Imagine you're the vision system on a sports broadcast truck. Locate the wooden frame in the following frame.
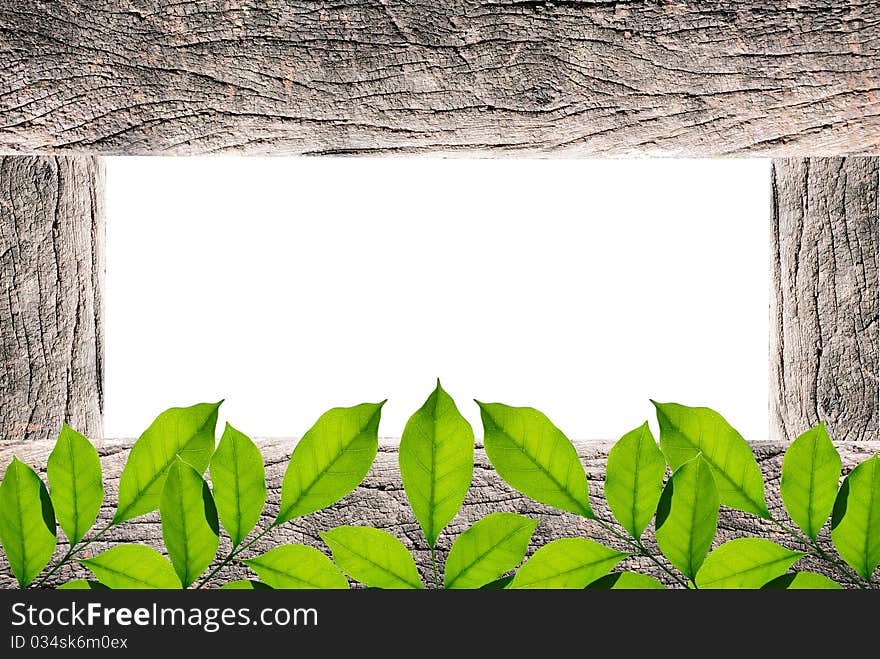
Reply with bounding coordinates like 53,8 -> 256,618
0,1 -> 877,587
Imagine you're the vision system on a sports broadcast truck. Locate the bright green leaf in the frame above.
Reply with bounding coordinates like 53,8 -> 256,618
478,402 -> 591,518
114,402 -> 221,524
242,545 -> 349,589
654,401 -> 769,518
56,579 -> 108,590
47,424 -> 104,545
696,538 -> 805,589
586,572 -> 667,589
210,423 -> 266,546
655,455 -> 719,582
444,512 -> 537,589
780,424 -> 841,540
160,458 -> 220,587
0,457 -> 57,587
400,381 -> 474,547
831,455 -> 880,581
510,538 -> 628,589
219,579 -> 272,590
604,422 -> 666,539
80,545 -> 181,589
320,526 -> 422,589
276,402 -> 383,524
762,572 -> 842,589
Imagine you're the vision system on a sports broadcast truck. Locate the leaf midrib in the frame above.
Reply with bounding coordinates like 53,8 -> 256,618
806,433 -> 819,537
629,427 -> 649,537
279,412 -> 377,520
63,435 -> 82,541
83,559 -> 171,589
447,524 -> 528,588
117,420 -> 211,521
13,464 -> 29,584
699,552 -> 802,588
494,422 -> 588,516
248,560 -> 337,589
171,464 -> 192,585
517,553 -> 624,588
672,418 -> 765,515
328,535 -> 419,588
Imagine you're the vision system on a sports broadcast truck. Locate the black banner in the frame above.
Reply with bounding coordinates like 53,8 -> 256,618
0,590 -> 873,654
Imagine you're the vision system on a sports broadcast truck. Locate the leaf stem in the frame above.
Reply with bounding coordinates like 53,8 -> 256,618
590,516 -> 689,589
430,546 -> 440,589
196,525 -> 275,589
31,519 -> 114,589
769,516 -> 868,589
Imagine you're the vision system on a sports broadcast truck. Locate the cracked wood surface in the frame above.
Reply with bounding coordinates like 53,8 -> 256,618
771,157 -> 879,442
0,156 -> 104,443
1,1 -> 878,156
2,438 -> 877,589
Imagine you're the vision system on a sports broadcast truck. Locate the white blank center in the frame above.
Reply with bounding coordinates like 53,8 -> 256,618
105,158 -> 769,441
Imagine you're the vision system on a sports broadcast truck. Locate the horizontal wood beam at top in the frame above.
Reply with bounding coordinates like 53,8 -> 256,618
0,1 -> 877,157
1,438 -> 877,588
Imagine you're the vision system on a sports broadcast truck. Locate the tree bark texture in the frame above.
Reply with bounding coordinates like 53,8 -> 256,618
0,1 -> 877,157
2,439 -> 877,589
771,157 -> 879,442
0,156 -> 104,444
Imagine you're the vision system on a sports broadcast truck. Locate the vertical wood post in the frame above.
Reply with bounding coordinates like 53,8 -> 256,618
771,157 -> 879,442
0,156 -> 104,442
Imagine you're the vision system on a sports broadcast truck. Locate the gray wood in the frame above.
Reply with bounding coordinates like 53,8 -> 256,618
2,439 -> 876,589
0,156 -> 104,443
1,1 -> 877,157
771,157 -> 879,442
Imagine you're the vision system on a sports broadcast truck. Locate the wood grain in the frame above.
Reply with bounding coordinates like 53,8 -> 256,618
771,157 -> 879,442
0,1 -> 877,156
0,156 -> 104,443
2,439 -> 876,589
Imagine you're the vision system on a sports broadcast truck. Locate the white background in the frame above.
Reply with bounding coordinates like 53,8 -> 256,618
105,158 -> 770,441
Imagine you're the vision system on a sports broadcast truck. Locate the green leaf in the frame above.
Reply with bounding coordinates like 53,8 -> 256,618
780,424 -> 841,540
47,424 -> 104,545
696,538 -> 806,589
220,579 -> 272,590
80,545 -> 181,589
478,402 -> 591,518
276,402 -> 383,524
210,423 -> 266,546
654,401 -> 769,518
604,422 -> 666,539
114,402 -> 221,524
242,545 -> 349,589
400,381 -> 474,547
160,458 -> 220,587
762,572 -> 842,590
655,455 -> 719,582
444,512 -> 537,589
320,526 -> 422,589
510,538 -> 628,589
586,572 -> 667,589
56,579 -> 108,590
831,455 -> 880,581
0,457 -> 57,587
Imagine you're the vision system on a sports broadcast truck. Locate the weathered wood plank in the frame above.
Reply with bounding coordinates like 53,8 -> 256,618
0,156 -> 104,443
2,439 -> 876,589
770,157 -> 879,442
1,1 -> 877,156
